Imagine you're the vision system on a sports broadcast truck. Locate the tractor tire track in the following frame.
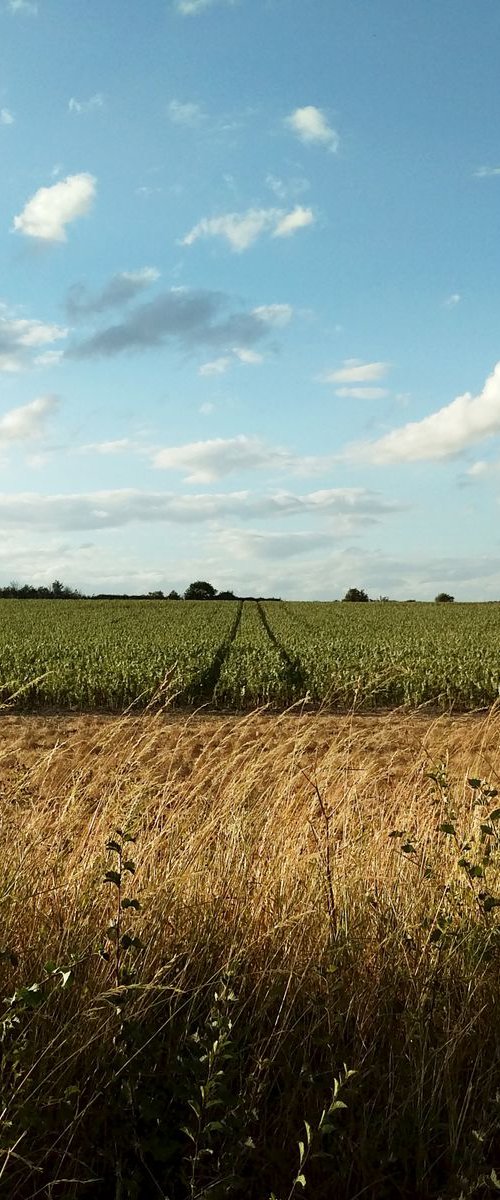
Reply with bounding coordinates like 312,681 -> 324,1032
195,601 -> 243,701
256,601 -> 308,696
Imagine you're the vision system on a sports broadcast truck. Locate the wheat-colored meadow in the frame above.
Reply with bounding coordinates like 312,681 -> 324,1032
1,706 -> 500,1198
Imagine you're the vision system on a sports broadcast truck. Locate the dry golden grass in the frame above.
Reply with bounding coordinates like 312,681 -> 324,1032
1,706 -> 500,1198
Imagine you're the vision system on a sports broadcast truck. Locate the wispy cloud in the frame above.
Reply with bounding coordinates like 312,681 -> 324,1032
152,434 -> 337,482
285,105 -> 339,152
0,485 -> 400,531
198,356 -> 231,377
320,359 -> 391,385
182,205 -> 315,252
0,308 -> 67,372
444,293 -> 461,308
13,173 -> 96,242
67,288 -> 276,359
0,108 -> 14,125
68,93 -> 104,115
352,362 -> 500,464
167,99 -> 205,126
252,303 -> 293,327
66,268 -> 160,319
474,165 -> 500,178
335,386 -> 389,400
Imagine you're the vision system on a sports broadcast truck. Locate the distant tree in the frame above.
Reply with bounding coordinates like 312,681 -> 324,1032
184,580 -> 217,601
435,592 -> 454,603
343,587 -> 369,602
217,590 -> 237,601
147,590 -> 164,599
166,589 -> 181,600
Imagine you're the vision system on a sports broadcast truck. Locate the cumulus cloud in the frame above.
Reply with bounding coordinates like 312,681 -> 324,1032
198,347 -> 263,376
355,362 -> 500,464
320,359 -> 391,384
1,108 -> 14,125
0,485 -> 401,531
13,173 -> 96,242
182,205 -> 314,251
285,105 -> 339,152
167,99 -> 205,125
68,94 -> 104,115
0,309 -> 67,372
66,267 -> 160,319
0,395 -> 58,446
67,288 -> 277,359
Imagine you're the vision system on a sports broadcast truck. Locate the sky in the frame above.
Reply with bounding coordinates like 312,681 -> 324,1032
1,0 -> 500,599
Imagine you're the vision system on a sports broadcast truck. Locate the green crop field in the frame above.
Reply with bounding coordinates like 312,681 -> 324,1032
1,597 -> 500,710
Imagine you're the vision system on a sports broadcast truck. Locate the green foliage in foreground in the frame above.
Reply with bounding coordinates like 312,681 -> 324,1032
1,597 -> 500,710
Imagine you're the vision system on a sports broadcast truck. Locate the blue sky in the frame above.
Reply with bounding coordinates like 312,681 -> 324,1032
1,0 -> 500,598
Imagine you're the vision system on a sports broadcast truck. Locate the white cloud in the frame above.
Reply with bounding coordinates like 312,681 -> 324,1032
0,311 -> 67,372
199,401 -> 215,415
13,173 -> 96,243
285,105 -> 339,152
1,108 -> 14,125
272,206 -> 314,238
167,99 -> 205,125
444,293 -> 461,308
252,303 -> 293,328
233,347 -> 263,364
152,435 -> 293,481
355,362 -> 500,464
0,395 -> 58,446
78,438 -> 133,456
335,386 -> 389,400
68,94 -> 104,115
465,460 -> 490,478
198,356 -> 231,377
474,166 -> 500,178
0,485 -> 400,531
320,359 -> 391,384
34,350 -> 64,367
151,434 -> 339,482
182,205 -> 314,252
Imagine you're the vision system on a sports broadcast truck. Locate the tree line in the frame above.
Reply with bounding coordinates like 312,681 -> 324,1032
0,580 -> 456,603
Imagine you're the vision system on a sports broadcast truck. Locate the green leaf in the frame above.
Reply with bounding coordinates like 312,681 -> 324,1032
123,860 -> 136,874
483,895 -> 500,913
401,843 -> 416,854
489,808 -> 500,822
106,840 -> 122,854
295,1175 -> 306,1188
468,778 -> 482,790
103,870 -> 121,887
121,898 -> 140,910
438,823 -> 456,835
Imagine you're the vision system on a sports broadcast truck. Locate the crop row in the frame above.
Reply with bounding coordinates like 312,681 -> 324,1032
1,597 -> 500,710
